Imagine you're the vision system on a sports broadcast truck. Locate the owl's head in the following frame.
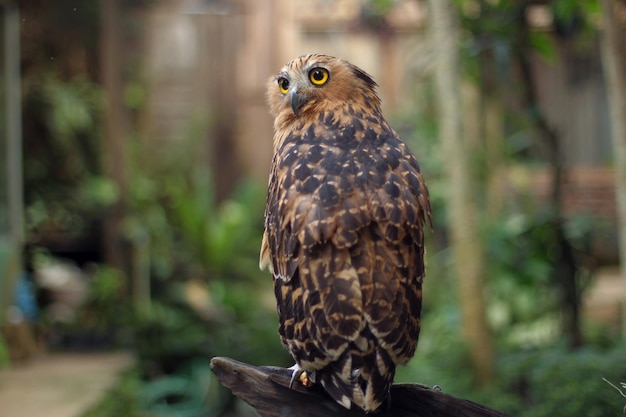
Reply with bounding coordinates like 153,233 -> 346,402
267,54 -> 380,124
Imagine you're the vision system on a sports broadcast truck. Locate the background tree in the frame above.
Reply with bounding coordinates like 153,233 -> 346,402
599,0 -> 626,338
101,0 -> 131,284
427,0 -> 494,386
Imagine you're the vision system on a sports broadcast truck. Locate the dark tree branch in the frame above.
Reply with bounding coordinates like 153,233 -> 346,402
210,357 -> 512,417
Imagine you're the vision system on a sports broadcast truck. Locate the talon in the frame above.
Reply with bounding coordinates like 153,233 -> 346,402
299,371 -> 314,387
288,364 -> 302,388
288,364 -> 314,388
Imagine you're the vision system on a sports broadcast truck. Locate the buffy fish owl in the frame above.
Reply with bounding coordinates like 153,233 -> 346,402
260,54 -> 431,412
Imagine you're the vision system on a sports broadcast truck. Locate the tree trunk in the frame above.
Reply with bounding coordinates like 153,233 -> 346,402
427,0 -> 494,385
101,0 -> 131,285
599,0 -> 626,338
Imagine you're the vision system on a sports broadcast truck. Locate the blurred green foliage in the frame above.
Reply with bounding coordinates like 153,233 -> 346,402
81,265 -> 130,341
81,370 -> 143,417
491,344 -> 626,417
82,365 -> 238,417
485,209 -> 606,348
0,333 -> 9,369
399,329 -> 626,416
138,358 -> 226,417
122,139 -> 287,415
23,72 -> 110,241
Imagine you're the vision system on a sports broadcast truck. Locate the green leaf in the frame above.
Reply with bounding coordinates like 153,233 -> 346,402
528,31 -> 556,63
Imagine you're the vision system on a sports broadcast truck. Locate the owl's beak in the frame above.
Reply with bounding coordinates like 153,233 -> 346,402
289,88 -> 307,116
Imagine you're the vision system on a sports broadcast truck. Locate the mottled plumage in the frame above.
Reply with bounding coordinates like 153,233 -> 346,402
260,54 -> 431,412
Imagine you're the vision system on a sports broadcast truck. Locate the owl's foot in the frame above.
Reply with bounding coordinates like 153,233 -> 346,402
288,364 -> 314,388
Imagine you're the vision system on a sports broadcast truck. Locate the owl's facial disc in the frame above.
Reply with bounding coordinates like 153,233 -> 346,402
278,64 -> 331,116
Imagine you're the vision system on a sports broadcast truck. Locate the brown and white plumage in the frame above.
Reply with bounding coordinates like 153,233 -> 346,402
260,54 -> 431,412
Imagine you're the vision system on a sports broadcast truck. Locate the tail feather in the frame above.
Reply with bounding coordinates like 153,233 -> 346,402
317,347 -> 395,412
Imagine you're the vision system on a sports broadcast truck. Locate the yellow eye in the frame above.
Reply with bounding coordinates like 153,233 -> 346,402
278,77 -> 290,94
309,68 -> 329,86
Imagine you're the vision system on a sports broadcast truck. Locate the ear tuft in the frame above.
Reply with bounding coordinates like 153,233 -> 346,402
348,63 -> 378,90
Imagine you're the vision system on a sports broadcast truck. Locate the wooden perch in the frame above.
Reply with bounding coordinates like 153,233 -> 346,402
210,357 -> 512,417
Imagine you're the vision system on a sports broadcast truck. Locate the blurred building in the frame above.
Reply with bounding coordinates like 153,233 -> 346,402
140,0 -> 428,182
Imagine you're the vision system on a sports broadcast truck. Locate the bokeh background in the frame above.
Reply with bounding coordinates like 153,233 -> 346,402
1,0 -> 626,416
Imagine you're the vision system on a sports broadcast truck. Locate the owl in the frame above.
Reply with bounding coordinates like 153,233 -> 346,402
260,54 -> 431,412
